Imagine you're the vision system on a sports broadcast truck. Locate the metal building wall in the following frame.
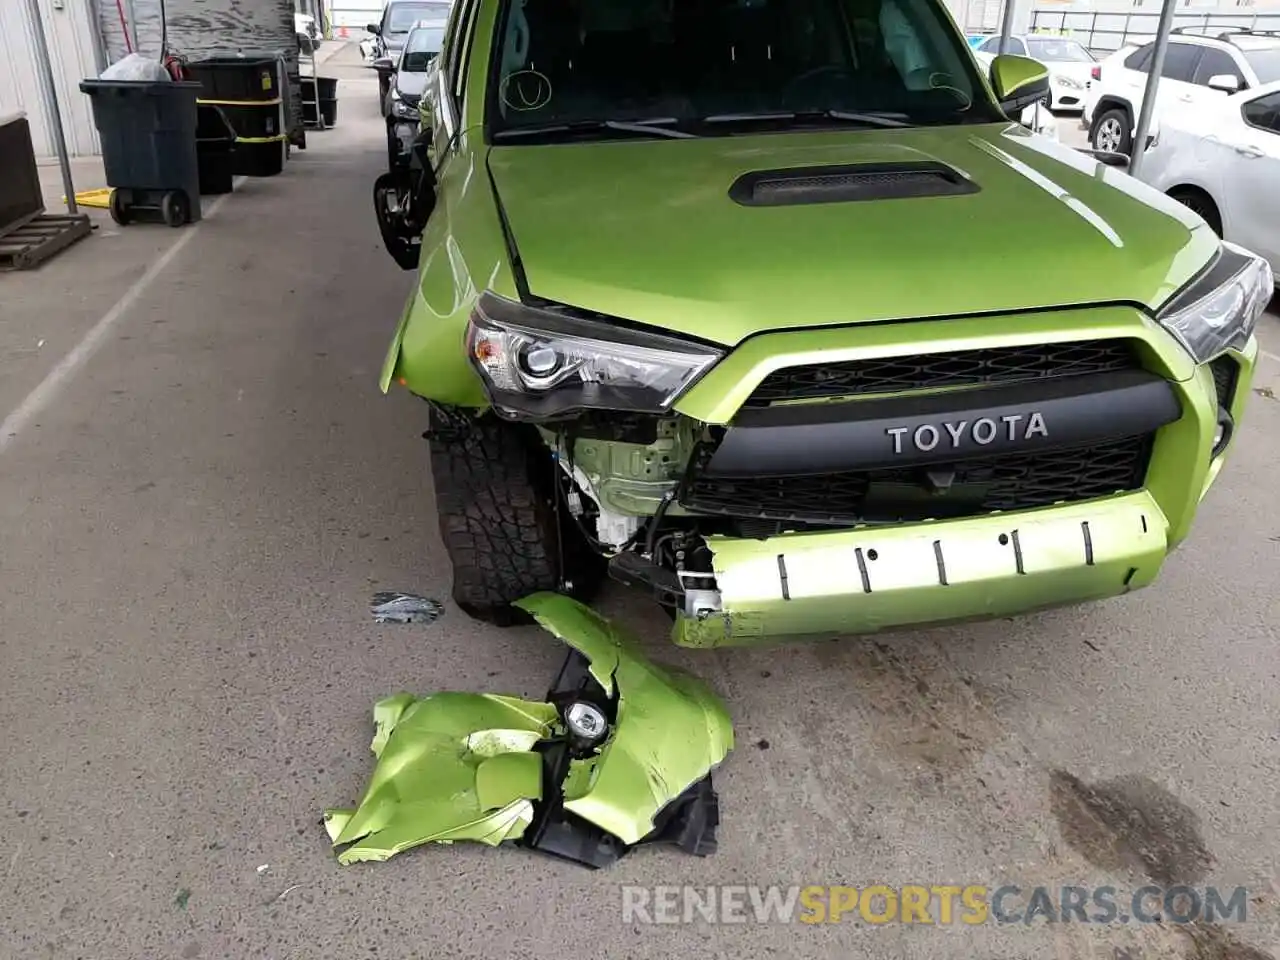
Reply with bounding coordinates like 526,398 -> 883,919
0,0 -> 105,159
96,0 -> 303,135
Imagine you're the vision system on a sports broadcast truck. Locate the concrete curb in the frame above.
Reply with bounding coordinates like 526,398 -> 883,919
314,40 -> 349,66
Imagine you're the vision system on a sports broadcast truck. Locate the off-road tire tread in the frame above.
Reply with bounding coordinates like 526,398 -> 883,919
431,417 -> 594,625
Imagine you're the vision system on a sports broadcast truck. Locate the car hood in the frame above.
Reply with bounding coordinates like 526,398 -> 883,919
486,123 -> 1216,347
1046,60 -> 1096,84
395,69 -> 430,99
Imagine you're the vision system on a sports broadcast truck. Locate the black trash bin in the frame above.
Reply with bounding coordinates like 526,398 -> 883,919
187,56 -> 287,177
80,79 -> 203,227
185,56 -> 280,102
195,104 -> 236,195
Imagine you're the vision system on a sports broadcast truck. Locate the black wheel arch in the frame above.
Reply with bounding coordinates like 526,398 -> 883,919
1091,97 -> 1134,130
1166,184 -> 1224,236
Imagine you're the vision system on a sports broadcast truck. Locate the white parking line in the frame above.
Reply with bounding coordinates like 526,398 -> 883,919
1263,350 -> 1280,365
0,179 -> 247,456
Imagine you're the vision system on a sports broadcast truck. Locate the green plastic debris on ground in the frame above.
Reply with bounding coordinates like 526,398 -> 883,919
325,593 -> 734,868
323,693 -> 556,863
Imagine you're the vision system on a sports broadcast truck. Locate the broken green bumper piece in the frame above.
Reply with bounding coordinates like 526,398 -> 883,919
325,593 -> 734,869
323,692 -> 556,863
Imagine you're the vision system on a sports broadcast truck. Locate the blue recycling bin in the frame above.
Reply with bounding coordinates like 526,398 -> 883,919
80,79 -> 203,227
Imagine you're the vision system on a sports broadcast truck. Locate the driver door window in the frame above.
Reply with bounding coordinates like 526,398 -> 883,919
1192,48 -> 1244,91
434,0 -> 476,143
1242,91 -> 1280,132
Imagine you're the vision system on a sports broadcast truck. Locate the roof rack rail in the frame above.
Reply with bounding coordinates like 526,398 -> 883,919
1214,27 -> 1280,40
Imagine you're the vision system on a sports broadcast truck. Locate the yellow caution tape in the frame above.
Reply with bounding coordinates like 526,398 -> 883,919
235,135 -> 289,143
197,97 -> 283,106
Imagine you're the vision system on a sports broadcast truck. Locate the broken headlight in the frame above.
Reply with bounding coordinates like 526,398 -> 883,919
466,292 -> 722,419
1157,242 -> 1272,364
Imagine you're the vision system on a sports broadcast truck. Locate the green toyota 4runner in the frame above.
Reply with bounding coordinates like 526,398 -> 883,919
374,0 -> 1272,647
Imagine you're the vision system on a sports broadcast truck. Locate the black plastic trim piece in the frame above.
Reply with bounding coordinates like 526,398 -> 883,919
1154,244 -> 1246,320
519,650 -> 721,869
704,370 -> 1181,478
855,548 -> 872,594
728,161 -> 979,207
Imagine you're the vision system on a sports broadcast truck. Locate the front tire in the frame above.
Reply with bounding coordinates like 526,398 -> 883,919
1090,107 -> 1132,156
430,415 -> 602,625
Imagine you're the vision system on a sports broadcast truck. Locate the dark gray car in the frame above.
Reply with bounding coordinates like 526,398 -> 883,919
369,0 -> 453,112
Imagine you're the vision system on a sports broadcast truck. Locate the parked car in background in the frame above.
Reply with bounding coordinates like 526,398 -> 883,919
1086,29 -> 1280,156
385,19 -> 447,169
972,34 -> 1096,112
1136,78 -> 1280,280
368,0 -> 453,105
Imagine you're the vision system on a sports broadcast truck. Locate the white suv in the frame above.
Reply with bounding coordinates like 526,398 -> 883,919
1084,29 -> 1280,155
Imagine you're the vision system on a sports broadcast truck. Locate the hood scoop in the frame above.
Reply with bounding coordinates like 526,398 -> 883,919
728,161 -> 979,207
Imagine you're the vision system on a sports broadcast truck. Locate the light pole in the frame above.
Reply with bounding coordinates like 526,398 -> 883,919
997,0 -> 1018,54
23,0 -> 78,215
1128,0 -> 1179,178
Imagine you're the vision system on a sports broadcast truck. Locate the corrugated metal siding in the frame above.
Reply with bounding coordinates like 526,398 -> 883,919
0,0 -> 104,158
96,0 -> 302,133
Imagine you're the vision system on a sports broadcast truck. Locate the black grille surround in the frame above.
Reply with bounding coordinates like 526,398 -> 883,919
681,435 -> 1154,526
747,339 -> 1139,406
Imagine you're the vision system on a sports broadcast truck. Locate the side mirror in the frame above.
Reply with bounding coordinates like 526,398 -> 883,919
1208,74 -> 1240,93
367,23 -> 381,35
990,54 -> 1051,116
373,137 -> 438,271
373,56 -> 396,76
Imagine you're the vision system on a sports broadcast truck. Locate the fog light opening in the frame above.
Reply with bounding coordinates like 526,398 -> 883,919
564,701 -> 609,748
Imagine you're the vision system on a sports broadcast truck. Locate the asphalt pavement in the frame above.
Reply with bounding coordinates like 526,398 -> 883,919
2,47 -> 1279,959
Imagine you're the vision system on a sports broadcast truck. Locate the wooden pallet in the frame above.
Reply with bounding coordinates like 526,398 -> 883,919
0,214 -> 92,271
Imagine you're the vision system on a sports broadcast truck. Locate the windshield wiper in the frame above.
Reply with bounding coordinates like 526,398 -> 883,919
701,109 -> 911,129
492,118 -> 698,141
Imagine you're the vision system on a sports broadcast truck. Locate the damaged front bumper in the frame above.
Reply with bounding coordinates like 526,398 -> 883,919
672,491 -> 1168,647
325,593 -> 733,868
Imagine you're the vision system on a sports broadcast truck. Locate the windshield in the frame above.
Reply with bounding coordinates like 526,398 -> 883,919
388,2 -> 451,33
1025,38 -> 1094,62
1242,48 -> 1280,83
487,0 -> 998,138
404,24 -> 447,67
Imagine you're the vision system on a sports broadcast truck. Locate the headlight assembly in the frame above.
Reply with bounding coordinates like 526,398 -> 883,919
1157,242 -> 1272,364
1054,75 -> 1084,90
466,292 -> 723,419
389,90 -> 418,119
